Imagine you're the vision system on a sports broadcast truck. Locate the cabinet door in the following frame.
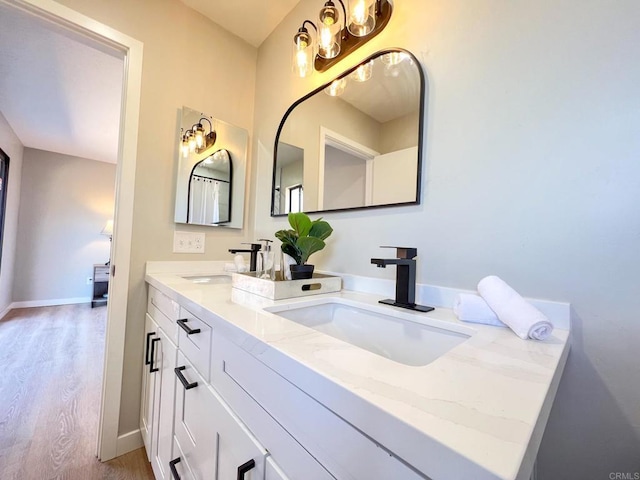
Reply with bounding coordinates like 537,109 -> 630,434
265,457 -> 290,480
151,327 -> 178,480
173,352 -> 217,479
216,395 -> 266,480
140,314 -> 157,460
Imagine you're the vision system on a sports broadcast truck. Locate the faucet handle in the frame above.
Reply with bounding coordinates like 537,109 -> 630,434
380,246 -> 417,259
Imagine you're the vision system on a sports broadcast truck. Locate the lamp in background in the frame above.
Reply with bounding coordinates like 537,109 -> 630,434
181,116 -> 217,158
101,219 -> 113,266
292,0 -> 392,76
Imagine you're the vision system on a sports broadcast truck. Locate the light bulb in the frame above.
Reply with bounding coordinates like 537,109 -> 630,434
188,133 -> 196,152
350,60 -> 373,82
347,0 -> 375,36
181,141 -> 189,158
195,128 -> 204,148
324,78 -> 347,96
381,52 -> 409,66
318,2 -> 341,59
292,28 -> 314,77
352,1 -> 365,24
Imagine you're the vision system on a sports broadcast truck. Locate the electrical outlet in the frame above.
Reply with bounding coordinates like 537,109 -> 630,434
192,232 -> 205,253
173,231 -> 205,253
86,277 -> 93,285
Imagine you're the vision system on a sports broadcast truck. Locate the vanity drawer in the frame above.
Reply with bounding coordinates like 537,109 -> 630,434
211,336 -> 335,480
94,266 -> 110,282
148,287 -> 180,343
171,436 -> 195,480
212,335 -> 424,480
177,307 -> 212,382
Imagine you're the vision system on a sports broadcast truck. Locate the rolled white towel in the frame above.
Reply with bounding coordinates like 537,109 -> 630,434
453,293 -> 506,327
477,276 -> 554,340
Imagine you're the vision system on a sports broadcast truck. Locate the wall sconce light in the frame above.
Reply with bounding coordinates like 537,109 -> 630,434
292,0 -> 393,77
349,59 -> 374,82
181,116 -> 217,158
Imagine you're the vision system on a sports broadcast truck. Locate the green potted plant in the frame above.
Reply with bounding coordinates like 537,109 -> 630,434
275,212 -> 333,280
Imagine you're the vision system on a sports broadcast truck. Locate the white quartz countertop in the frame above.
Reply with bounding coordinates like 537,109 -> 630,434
145,263 -> 570,480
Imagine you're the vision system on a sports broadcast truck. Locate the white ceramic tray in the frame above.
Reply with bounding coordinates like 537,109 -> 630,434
232,272 -> 341,300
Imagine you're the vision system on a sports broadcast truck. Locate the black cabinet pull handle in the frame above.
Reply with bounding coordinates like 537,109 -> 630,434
144,332 -> 156,365
149,337 -> 161,373
169,457 -> 181,480
174,366 -> 198,390
237,459 -> 256,480
177,318 -> 201,335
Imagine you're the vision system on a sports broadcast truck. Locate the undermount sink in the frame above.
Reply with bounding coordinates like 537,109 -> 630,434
265,298 -> 471,366
180,274 -> 231,285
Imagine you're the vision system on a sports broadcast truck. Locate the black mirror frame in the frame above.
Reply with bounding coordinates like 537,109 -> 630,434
271,47 -> 426,217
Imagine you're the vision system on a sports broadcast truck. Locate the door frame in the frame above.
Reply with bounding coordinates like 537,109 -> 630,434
318,126 -> 379,210
2,0 -> 143,461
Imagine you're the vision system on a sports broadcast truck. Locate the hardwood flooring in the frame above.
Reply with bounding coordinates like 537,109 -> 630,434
0,304 -> 154,480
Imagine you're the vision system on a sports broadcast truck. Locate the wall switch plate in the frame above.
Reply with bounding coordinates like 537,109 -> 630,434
173,231 -> 206,254
86,277 -> 93,285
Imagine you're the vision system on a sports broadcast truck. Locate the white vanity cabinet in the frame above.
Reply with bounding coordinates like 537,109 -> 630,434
142,288 -> 179,480
143,284 -> 424,480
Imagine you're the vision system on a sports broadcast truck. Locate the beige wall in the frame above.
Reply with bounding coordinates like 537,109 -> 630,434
251,1 -> 640,478
53,0 -> 257,435
379,111 -> 419,154
13,149 -> 114,302
0,111 -> 23,316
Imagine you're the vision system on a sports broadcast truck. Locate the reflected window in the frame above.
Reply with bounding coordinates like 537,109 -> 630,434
287,184 -> 303,213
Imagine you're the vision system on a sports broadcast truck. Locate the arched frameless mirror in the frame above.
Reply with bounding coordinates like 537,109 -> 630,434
187,149 -> 232,224
175,106 -> 248,228
271,48 -> 425,216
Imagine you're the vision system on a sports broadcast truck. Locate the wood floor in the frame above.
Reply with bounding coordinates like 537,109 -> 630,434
0,304 -> 154,480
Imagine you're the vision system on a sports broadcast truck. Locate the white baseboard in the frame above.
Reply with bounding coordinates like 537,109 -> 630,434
116,429 -> 143,456
0,304 -> 12,321
11,297 -> 92,309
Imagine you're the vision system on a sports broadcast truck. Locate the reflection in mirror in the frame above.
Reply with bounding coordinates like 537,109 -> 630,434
273,142 -> 304,214
188,149 -> 232,224
175,107 -> 248,228
272,48 -> 425,216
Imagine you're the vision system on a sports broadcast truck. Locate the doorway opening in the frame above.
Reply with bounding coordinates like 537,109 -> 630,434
0,0 -> 143,462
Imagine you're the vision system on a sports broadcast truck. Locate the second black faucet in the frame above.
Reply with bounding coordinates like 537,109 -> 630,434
371,246 -> 434,312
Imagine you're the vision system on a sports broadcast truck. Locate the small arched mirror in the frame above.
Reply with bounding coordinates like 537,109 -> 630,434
271,48 -> 425,216
187,149 -> 232,225
174,106 -> 248,228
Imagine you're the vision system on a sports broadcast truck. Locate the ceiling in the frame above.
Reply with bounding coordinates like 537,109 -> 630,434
0,1 -> 300,165
179,0 -> 300,47
0,3 -> 124,164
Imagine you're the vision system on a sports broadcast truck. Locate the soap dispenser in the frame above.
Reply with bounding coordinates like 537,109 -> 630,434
258,239 -> 275,280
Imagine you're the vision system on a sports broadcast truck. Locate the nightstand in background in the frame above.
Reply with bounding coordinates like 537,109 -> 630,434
92,264 -> 110,308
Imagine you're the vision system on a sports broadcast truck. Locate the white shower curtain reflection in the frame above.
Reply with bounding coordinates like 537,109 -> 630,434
189,176 -> 227,224
212,181 -> 220,224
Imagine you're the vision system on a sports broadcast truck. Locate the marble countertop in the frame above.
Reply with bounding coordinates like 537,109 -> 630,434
145,262 -> 570,480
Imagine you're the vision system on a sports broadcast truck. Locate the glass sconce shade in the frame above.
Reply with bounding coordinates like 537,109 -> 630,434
187,131 -> 196,152
381,51 -> 409,66
194,123 -> 205,148
324,77 -> 347,96
181,139 -> 189,158
318,1 -> 341,59
347,0 -> 375,37
292,27 -> 314,77
350,60 -> 373,82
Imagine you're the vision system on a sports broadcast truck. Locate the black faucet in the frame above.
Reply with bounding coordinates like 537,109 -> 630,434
229,243 -> 261,272
371,246 -> 434,312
